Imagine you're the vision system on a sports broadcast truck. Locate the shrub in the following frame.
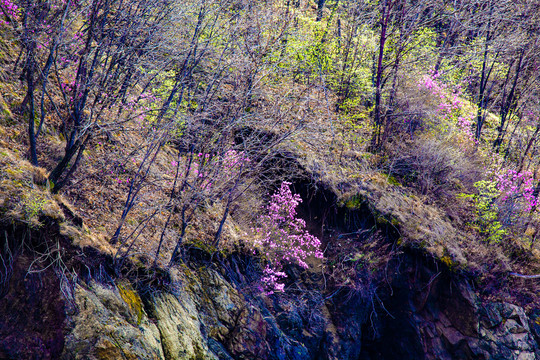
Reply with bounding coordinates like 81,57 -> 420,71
0,0 -> 18,26
496,169 -> 537,226
253,182 -> 323,295
388,136 -> 481,198
458,180 -> 507,244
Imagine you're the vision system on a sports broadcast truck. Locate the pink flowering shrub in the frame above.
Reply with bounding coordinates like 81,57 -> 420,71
0,0 -> 19,26
457,115 -> 475,141
260,266 -> 287,293
496,169 -> 537,212
461,168 -> 538,242
254,182 -> 323,295
418,71 -> 476,144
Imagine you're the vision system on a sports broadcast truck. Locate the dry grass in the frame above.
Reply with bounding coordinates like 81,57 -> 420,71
0,144 -> 111,248
386,135 -> 482,198
0,147 -> 62,226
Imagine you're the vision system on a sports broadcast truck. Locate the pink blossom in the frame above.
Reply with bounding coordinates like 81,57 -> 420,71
254,182 -> 323,294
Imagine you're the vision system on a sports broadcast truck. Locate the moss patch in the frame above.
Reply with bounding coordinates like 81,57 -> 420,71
117,282 -> 144,326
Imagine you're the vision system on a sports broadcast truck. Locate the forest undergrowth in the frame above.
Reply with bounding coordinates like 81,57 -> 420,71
0,0 -> 540,306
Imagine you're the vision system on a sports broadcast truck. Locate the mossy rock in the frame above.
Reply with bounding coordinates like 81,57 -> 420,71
341,194 -> 367,210
385,174 -> 402,186
117,282 -> 144,326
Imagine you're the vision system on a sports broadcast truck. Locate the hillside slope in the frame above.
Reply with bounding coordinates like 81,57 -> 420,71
1,0 -> 540,359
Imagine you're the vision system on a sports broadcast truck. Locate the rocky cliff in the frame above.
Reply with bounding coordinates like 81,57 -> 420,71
1,193 -> 539,360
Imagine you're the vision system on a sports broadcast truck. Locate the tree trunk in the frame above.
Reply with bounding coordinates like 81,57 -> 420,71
494,49 -> 524,151
371,0 -> 391,150
475,1 -> 494,141
316,0 -> 325,21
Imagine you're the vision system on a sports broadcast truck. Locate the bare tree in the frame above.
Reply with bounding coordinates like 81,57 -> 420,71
105,0 -> 306,268
14,0 -> 173,192
369,0 -> 443,149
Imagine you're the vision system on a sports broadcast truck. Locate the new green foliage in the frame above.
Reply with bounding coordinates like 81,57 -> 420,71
459,180 -> 506,244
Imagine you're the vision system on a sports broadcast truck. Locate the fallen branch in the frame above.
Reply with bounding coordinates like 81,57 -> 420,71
509,272 -> 540,279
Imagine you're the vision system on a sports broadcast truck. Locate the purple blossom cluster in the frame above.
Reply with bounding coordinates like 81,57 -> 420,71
457,115 -> 475,141
254,182 -> 323,295
419,72 -> 475,143
221,149 -> 249,172
0,0 -> 19,26
260,266 -> 286,293
0,0 -> 18,26
496,169 -> 537,211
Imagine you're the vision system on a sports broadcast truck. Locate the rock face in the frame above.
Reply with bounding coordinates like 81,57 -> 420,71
478,302 -> 538,360
1,249 -> 540,360
360,253 -> 540,360
0,254 -> 66,360
62,282 -> 164,359
0,238 -> 539,360
60,265 -> 324,360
